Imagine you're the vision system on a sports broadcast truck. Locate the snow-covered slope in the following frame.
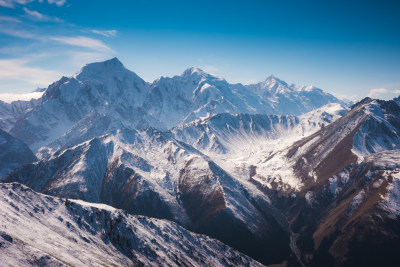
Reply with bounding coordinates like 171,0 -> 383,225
173,103 -> 348,155
171,103 -> 348,192
299,102 -> 348,126
9,58 -> 159,153
246,75 -> 345,115
2,127 -> 292,265
292,150 -> 400,266
0,182 -> 263,267
144,68 -> 275,128
0,98 -> 41,132
0,128 -> 36,178
246,97 -> 400,191
173,113 -> 301,154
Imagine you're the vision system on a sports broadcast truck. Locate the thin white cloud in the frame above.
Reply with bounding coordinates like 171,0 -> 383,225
47,0 -> 65,6
91,29 -> 117,37
0,58 -> 62,86
0,0 -> 33,8
23,7 -> 46,19
0,15 -> 22,23
0,13 -> 36,39
367,88 -> 400,99
0,0 -> 66,8
0,27 -> 35,38
51,36 -> 114,52
0,91 -> 44,103
23,7 -> 63,22
368,88 -> 388,98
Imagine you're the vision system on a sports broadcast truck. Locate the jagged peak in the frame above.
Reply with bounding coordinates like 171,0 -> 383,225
74,57 -> 128,79
350,97 -> 373,110
182,67 -> 206,77
180,67 -> 223,81
85,57 -> 123,69
264,75 -> 288,86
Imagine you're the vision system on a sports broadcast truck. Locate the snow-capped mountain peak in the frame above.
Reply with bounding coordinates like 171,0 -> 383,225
181,67 -> 223,81
75,57 -> 125,76
182,67 -> 205,76
248,75 -> 290,96
73,57 -> 144,86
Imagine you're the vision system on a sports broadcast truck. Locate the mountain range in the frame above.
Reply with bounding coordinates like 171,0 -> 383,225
1,58 -> 344,155
0,58 -> 399,266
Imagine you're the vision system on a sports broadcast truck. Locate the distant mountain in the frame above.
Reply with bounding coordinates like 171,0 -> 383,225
246,75 -> 343,115
172,103 -> 348,155
0,98 -> 41,132
0,183 -> 263,267
9,58 -> 159,153
394,95 -> 400,105
144,67 -> 275,127
0,128 -> 36,178
2,58 -> 344,157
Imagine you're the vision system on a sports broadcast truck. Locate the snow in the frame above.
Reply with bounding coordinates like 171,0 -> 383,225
347,189 -> 365,216
0,183 -> 262,267
352,99 -> 400,158
173,103 -> 350,191
326,164 -> 352,197
384,171 -> 400,217
305,191 -> 316,206
246,75 -> 346,115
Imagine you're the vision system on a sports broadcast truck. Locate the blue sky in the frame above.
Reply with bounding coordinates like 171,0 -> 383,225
0,0 -> 399,101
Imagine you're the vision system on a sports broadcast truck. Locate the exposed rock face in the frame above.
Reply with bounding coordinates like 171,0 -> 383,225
0,128 -> 37,178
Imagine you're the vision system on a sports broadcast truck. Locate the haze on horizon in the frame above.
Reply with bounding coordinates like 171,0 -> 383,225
0,0 -> 399,101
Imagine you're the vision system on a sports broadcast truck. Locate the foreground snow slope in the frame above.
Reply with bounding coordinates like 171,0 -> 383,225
0,183 -> 263,267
